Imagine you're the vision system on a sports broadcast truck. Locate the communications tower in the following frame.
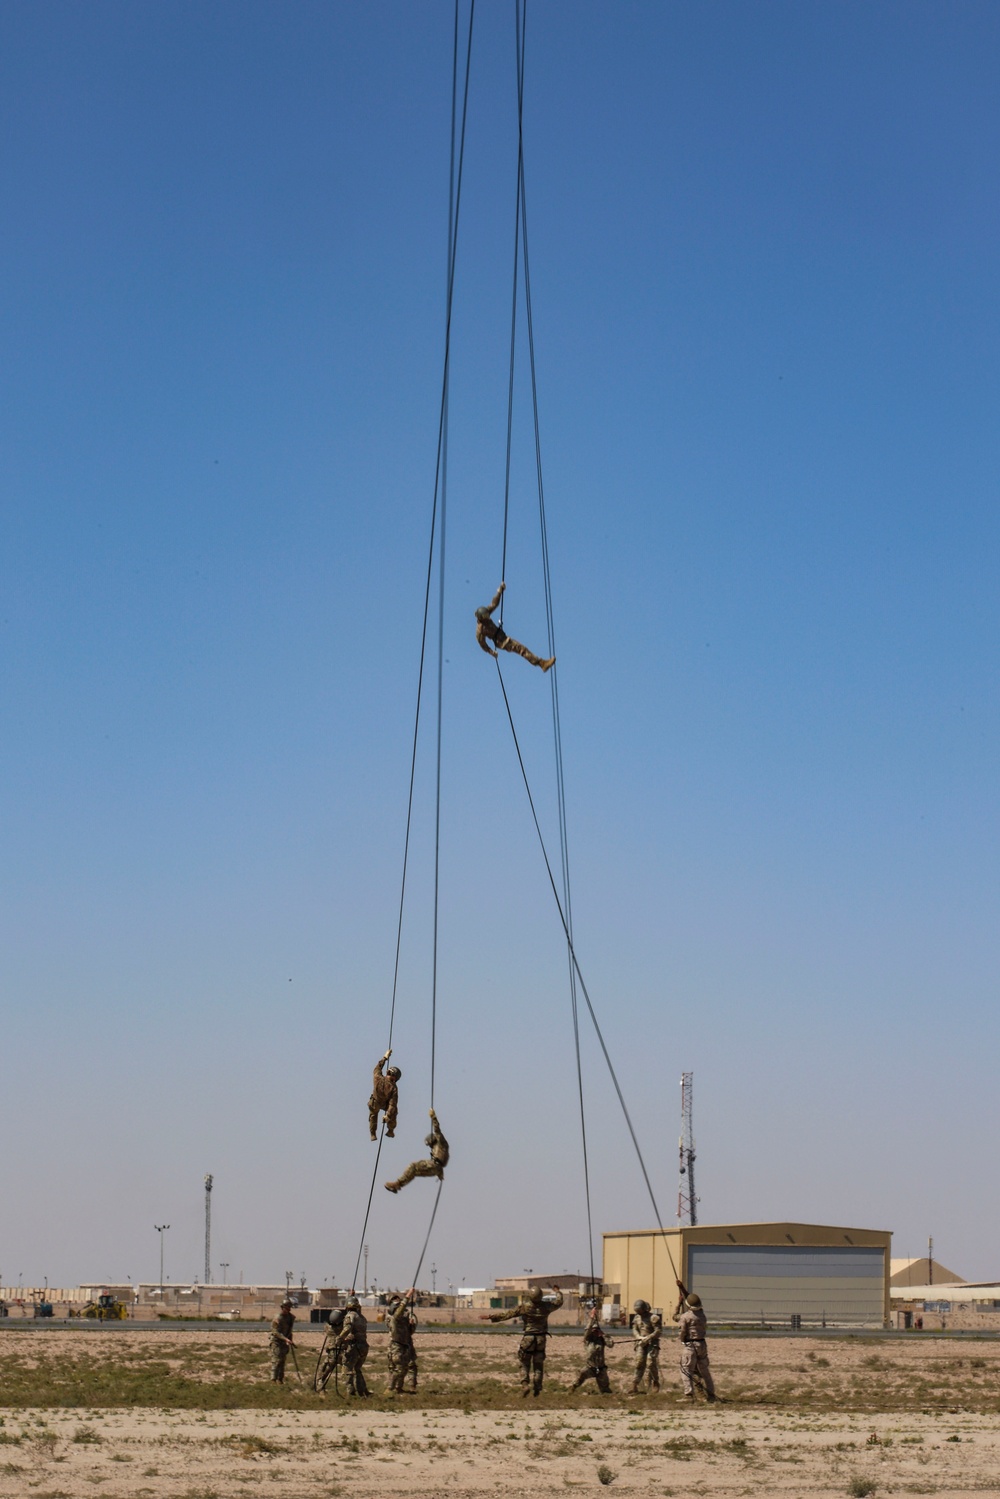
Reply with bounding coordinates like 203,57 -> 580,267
677,1073 -> 698,1226
204,1174 -> 213,1285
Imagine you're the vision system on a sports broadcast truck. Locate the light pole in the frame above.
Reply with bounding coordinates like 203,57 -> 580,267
363,1244 -> 369,1294
220,1262 -> 230,1285
154,1226 -> 170,1300
431,1262 -> 437,1294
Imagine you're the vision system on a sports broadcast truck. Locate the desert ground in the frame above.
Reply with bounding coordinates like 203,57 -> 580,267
1,1328 -> 998,1497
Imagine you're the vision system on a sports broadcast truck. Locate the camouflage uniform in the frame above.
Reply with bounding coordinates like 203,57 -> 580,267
572,1310 -> 612,1394
475,584 -> 555,672
338,1302 -> 370,1397
674,1300 -> 715,1400
385,1110 -> 449,1193
369,1050 -> 401,1139
269,1304 -> 295,1383
386,1298 -> 418,1392
489,1287 -> 564,1396
630,1301 -> 661,1392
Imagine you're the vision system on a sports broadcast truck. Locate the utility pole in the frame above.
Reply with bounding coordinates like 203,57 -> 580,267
677,1073 -> 698,1226
431,1262 -> 437,1294
220,1262 -> 229,1285
928,1236 -> 934,1286
204,1175 -> 213,1285
363,1244 -> 369,1294
154,1225 -> 170,1299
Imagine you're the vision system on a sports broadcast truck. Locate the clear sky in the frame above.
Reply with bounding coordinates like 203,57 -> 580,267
2,0 -> 998,1294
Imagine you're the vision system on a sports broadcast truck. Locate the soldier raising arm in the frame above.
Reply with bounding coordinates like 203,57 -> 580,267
672,1282 -> 716,1402
475,582 -> 555,672
485,1285 -> 564,1397
385,1110 -> 449,1194
369,1049 -> 402,1140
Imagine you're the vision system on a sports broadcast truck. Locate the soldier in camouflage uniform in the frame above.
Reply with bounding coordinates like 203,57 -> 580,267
386,1292 -> 418,1394
672,1289 -> 716,1401
385,1109 -> 449,1193
475,583 -> 555,672
629,1299 -> 661,1393
269,1297 -> 295,1383
487,1285 -> 564,1396
571,1305 -> 613,1394
337,1296 -> 370,1397
369,1048 -> 402,1139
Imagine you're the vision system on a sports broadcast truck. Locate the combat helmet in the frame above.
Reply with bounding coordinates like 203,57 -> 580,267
387,1065 -> 402,1080
632,1298 -> 650,1315
685,1292 -> 702,1308
280,1298 -> 293,1309
527,1286 -> 545,1304
346,1295 -> 361,1312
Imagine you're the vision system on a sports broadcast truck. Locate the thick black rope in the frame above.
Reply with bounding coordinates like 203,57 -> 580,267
499,1 -> 524,626
409,1179 -> 444,1302
350,1120 -> 386,1293
506,0 -> 596,1290
352,0 -> 474,1298
493,659 -> 681,1282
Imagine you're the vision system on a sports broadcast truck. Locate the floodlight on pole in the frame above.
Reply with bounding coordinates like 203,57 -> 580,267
154,1225 -> 170,1299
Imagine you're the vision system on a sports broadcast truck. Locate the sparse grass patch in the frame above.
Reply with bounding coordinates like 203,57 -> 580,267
597,1465 -> 616,1486
73,1424 -> 102,1443
848,1477 -> 878,1497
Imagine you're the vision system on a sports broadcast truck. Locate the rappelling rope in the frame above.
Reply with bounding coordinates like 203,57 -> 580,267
493,659 -> 681,1283
349,0 -> 474,1295
500,0 -> 597,1290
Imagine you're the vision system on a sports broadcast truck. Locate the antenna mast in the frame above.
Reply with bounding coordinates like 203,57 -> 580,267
677,1073 -> 698,1226
204,1175 -> 213,1286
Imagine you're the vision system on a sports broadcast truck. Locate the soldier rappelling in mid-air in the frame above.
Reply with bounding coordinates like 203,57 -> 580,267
475,582 -> 555,672
485,1284 -> 564,1396
385,1109 -> 449,1194
369,1048 -> 401,1140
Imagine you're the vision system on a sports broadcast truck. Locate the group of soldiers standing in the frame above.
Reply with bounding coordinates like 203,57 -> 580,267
269,1281 -> 716,1401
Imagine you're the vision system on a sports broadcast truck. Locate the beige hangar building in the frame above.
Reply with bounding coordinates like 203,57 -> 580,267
603,1221 -> 892,1327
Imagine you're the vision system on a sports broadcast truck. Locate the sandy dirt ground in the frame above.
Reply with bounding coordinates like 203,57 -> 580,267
1,1329 -> 999,1497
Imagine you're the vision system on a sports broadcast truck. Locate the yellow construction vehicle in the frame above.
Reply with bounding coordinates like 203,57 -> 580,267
80,1292 -> 127,1321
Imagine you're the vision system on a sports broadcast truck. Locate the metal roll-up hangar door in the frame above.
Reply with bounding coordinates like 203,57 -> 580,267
688,1244 -> 885,1326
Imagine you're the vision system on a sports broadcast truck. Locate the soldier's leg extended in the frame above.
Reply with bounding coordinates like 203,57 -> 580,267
386,1158 -> 438,1193
596,1363 -> 611,1394
648,1348 -> 661,1391
368,1097 -> 379,1140
680,1344 -> 697,1396
388,1344 -> 403,1393
518,1337 -> 533,1394
532,1342 -> 546,1396
355,1350 -> 370,1398
500,636 -> 553,671
631,1345 -> 648,1393
405,1350 -> 418,1392
694,1348 -> 715,1399
384,1096 -> 397,1138
270,1339 -> 287,1383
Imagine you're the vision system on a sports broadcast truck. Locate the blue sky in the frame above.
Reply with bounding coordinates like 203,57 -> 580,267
1,0 -> 998,1292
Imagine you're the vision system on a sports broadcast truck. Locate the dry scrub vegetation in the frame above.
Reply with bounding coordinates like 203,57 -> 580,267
0,1330 -> 998,1497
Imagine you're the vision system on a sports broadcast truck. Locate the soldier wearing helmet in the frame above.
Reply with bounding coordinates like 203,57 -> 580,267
385,1110 -> 449,1193
484,1283 -> 564,1396
268,1297 -> 295,1383
369,1049 -> 402,1140
475,582 -> 555,672
571,1303 -> 613,1395
386,1290 -> 419,1394
337,1296 -> 370,1397
630,1298 -> 661,1394
672,1284 -> 716,1401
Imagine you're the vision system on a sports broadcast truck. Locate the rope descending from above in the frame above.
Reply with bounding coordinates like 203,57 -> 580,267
493,658 -> 682,1285
499,0 -> 595,1289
